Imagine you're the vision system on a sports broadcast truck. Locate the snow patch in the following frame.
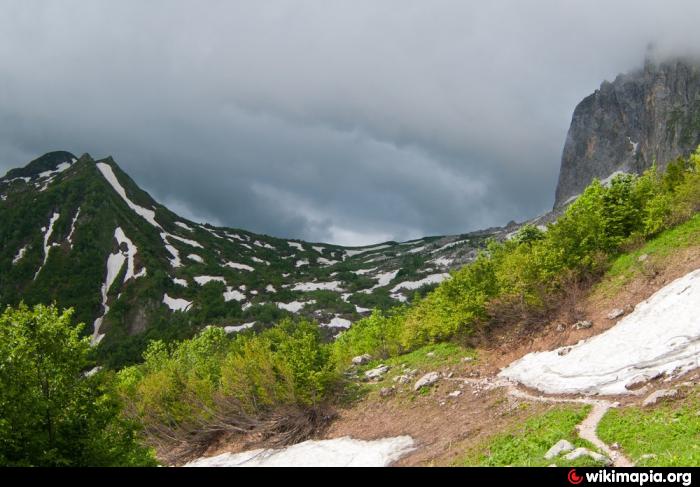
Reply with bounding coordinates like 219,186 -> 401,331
224,287 -> 246,302
172,277 -> 188,287
224,322 -> 256,334
163,293 -> 193,312
34,212 -> 60,280
38,161 -> 72,179
185,436 -> 414,467
194,275 -> 226,286
12,245 -> 28,265
288,241 -> 304,251
251,256 -> 270,265
390,273 -> 450,292
167,233 -> 203,249
67,207 -> 81,247
277,300 -> 316,313
265,284 -> 277,293
312,245 -> 325,253
499,267 -> 700,395
292,281 -> 343,292
175,221 -> 194,231
97,163 -> 160,228
187,254 -> 204,263
321,317 -> 352,329
295,259 -> 309,267
224,262 -> 254,272
344,244 -> 393,258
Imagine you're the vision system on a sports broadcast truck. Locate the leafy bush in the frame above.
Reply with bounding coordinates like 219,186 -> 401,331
0,303 -> 155,466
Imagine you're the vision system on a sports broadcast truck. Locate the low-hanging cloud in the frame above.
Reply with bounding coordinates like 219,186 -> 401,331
2,0 -> 700,245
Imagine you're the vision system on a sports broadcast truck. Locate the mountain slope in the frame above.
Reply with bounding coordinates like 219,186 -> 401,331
0,151 -> 502,366
554,57 -> 700,207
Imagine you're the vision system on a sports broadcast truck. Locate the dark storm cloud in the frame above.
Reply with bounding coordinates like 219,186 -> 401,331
2,1 -> 700,245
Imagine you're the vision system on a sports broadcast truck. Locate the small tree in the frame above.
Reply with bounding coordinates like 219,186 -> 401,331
0,303 -> 155,466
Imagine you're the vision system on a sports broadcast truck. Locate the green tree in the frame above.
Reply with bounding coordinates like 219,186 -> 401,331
0,303 -> 155,466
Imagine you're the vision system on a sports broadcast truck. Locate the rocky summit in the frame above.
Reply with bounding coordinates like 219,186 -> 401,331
554,57 -> 700,208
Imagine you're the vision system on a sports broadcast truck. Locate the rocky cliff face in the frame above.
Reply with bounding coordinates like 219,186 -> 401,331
554,58 -> 700,208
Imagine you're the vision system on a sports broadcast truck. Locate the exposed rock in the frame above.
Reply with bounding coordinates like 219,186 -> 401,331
642,388 -> 678,407
564,447 -> 611,465
556,323 -> 566,332
414,372 -> 441,391
447,390 -> 462,398
462,356 -> 474,363
365,364 -> 390,380
379,386 -> 395,398
544,439 -> 574,459
554,58 -> 700,208
557,347 -> 572,356
610,442 -> 620,450
639,453 -> 657,461
352,354 -> 371,365
393,375 -> 411,385
573,320 -> 593,330
607,308 -> 625,320
638,254 -> 649,262
625,372 -> 662,390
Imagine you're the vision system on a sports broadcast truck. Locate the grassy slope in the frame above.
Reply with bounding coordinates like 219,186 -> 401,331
598,386 -> 700,466
455,405 -> 607,467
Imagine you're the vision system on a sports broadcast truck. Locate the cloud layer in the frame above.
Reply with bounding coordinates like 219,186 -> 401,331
2,1 -> 700,245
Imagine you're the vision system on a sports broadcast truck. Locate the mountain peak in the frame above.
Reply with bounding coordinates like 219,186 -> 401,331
554,57 -> 700,208
3,150 -> 77,180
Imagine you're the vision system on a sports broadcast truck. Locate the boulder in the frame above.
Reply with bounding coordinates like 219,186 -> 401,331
352,354 -> 371,365
379,386 -> 395,398
642,388 -> 678,407
447,390 -> 462,398
544,439 -> 574,459
364,364 -> 390,380
624,372 -> 662,390
564,448 -> 611,465
607,308 -> 625,320
572,320 -> 593,330
414,372 -> 441,391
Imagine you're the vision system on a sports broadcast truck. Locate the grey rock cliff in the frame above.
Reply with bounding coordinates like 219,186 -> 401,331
554,58 -> 700,208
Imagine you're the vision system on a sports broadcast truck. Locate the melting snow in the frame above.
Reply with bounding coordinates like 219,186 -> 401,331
34,212 -> 60,280
407,245 -> 426,254
224,262 -> 254,272
355,305 -> 371,313
254,240 -> 275,250
390,273 -> 450,292
194,275 -> 226,286
430,257 -> 452,267
351,267 -> 378,275
97,163 -> 160,228
430,239 -> 469,255
172,277 -> 188,287
317,257 -> 339,266
292,281 -> 343,292
277,300 -> 315,313
224,322 -> 256,334
224,287 -> 246,302
375,269 -> 400,287
312,245 -> 325,253
500,267 -> 700,395
188,254 -> 204,263
114,227 -> 144,282
67,207 -> 81,247
288,241 -> 304,251
38,161 -> 72,179
344,244 -> 393,258
175,221 -> 194,231
251,256 -> 270,265
163,293 -> 193,312
167,233 -> 203,248
321,317 -> 352,329
265,284 -> 277,293
295,259 -> 309,267
12,245 -> 28,265
185,436 -> 415,467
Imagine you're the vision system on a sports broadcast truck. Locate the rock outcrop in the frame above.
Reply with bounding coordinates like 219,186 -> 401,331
554,57 -> 700,208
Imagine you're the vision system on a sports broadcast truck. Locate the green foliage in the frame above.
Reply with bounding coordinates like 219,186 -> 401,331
117,319 -> 337,439
0,303 -> 155,466
332,309 -> 406,365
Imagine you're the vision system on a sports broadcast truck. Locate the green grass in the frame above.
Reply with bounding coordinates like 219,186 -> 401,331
598,386 -> 700,466
455,405 -> 611,467
597,213 -> 700,296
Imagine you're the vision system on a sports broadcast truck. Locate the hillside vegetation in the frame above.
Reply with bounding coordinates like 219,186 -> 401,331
4,148 -> 700,465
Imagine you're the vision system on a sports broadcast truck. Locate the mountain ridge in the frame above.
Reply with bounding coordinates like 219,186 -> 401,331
0,151 -> 498,366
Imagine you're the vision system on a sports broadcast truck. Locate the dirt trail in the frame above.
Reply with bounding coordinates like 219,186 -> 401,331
446,377 -> 634,467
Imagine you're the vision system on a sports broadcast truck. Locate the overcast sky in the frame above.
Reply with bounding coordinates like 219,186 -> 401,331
2,1 -> 700,245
